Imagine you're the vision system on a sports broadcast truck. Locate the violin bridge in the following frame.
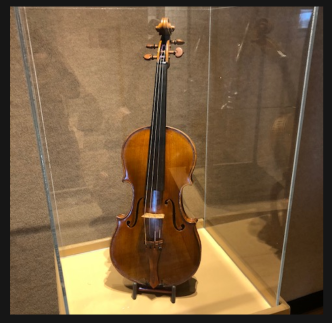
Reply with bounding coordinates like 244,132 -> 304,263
142,213 -> 165,219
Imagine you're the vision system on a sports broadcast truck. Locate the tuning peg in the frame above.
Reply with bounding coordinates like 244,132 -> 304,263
143,54 -> 157,60
170,39 -> 185,45
169,47 -> 184,58
146,44 -> 158,49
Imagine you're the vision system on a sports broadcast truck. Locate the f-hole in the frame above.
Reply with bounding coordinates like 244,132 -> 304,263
165,199 -> 185,231
127,197 -> 144,228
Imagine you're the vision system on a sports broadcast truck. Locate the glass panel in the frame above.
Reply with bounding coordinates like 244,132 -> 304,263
16,6 -> 317,313
16,7 -> 209,248
205,6 -> 316,302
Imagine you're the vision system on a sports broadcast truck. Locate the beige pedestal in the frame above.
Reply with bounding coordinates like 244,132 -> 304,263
55,227 -> 289,314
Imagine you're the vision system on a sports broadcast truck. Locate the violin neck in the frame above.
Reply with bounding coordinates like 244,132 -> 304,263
145,61 -> 168,198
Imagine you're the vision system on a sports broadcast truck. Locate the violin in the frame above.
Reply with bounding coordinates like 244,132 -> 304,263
110,17 -> 201,293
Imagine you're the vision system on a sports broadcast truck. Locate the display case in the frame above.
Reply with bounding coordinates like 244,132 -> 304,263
15,6 -> 318,314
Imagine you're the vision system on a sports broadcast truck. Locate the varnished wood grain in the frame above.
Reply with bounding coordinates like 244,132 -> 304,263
110,126 -> 201,288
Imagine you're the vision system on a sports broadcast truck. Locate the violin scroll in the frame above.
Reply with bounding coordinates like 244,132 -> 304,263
143,17 -> 185,64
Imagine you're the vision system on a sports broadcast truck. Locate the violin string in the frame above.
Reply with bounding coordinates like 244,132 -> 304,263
155,57 -> 165,239
143,59 -> 161,244
148,52 -> 164,241
149,55 -> 163,212
155,56 -> 165,195
153,54 -> 166,240
144,66 -> 154,215
144,54 -> 163,215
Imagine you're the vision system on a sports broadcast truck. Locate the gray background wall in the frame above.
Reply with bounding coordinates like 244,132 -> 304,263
10,7 -> 323,314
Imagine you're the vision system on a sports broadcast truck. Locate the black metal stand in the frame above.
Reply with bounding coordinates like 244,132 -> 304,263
132,282 -> 176,303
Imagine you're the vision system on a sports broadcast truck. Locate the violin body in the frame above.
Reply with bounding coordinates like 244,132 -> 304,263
110,126 -> 201,288
110,17 -> 201,290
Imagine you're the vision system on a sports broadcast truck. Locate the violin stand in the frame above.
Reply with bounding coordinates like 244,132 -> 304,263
132,282 -> 176,303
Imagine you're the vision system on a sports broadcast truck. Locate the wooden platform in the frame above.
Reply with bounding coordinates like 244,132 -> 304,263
55,227 -> 289,314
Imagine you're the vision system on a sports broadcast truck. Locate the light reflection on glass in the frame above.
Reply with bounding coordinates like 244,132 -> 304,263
299,9 -> 313,29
